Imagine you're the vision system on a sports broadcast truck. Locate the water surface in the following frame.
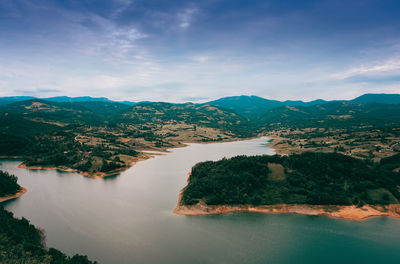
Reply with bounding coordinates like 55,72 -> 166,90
2,137 -> 400,263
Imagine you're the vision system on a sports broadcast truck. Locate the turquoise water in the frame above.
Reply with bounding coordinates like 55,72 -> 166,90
2,137 -> 400,263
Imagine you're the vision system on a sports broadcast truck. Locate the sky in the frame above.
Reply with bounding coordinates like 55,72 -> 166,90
0,0 -> 400,102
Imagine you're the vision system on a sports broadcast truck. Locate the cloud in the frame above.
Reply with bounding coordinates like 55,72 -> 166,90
191,55 -> 211,63
13,88 -> 60,96
331,58 -> 400,80
177,8 -> 197,29
111,0 -> 133,18
63,12 -> 148,60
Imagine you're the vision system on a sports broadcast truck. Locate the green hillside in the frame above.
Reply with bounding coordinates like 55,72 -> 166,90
351,93 -> 400,104
114,102 -> 253,136
206,95 -> 326,117
0,99 -> 102,125
256,102 -> 400,129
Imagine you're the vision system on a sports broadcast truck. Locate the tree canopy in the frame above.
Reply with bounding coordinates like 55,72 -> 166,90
182,152 -> 400,206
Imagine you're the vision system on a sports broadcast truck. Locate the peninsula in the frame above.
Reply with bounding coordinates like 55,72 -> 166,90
0,170 -> 27,202
174,152 -> 400,220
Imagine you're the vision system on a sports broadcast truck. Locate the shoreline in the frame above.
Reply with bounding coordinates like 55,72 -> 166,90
173,189 -> 400,221
0,187 -> 28,203
174,136 -> 400,221
264,133 -> 291,155
9,135 -> 263,179
17,156 -> 150,179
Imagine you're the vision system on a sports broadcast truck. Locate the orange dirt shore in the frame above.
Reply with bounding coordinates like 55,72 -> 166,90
0,187 -> 27,203
174,136 -> 400,221
173,192 -> 400,221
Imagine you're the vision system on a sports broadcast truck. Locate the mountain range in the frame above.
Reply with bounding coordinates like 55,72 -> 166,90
1,93 -> 399,117
1,93 -> 399,175
207,94 -> 400,117
1,93 -> 399,137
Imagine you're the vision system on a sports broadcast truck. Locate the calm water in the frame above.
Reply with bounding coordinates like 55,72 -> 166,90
2,137 -> 400,264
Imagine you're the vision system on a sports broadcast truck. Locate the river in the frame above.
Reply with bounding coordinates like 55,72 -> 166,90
2,137 -> 400,263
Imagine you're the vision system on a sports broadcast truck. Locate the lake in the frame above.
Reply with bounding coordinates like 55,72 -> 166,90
2,137 -> 400,264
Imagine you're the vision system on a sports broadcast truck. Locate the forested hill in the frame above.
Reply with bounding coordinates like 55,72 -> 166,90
205,94 -> 400,117
352,94 -> 400,104
0,99 -> 104,125
181,152 -> 400,207
206,95 -> 326,117
113,102 -> 252,136
256,101 -> 400,129
0,99 -> 250,133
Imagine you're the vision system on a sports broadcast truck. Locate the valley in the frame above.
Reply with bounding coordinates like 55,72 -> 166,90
0,99 -> 251,177
1,94 -> 400,177
4,2 -> 400,263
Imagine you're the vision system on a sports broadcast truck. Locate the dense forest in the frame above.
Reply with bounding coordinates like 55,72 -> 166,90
181,153 -> 400,206
0,170 -> 22,196
0,206 -> 96,263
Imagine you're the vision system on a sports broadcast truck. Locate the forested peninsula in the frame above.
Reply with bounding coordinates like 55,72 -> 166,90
0,170 -> 27,202
175,152 -> 400,220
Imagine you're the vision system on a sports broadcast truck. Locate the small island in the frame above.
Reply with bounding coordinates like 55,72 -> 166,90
174,152 -> 400,220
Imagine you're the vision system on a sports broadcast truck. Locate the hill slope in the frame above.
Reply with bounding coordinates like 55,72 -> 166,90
0,96 -> 36,106
206,95 -> 326,117
114,102 -> 253,136
257,101 -> 400,129
0,99 -> 103,125
351,94 -> 400,104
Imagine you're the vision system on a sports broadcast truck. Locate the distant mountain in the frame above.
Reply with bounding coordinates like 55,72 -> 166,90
0,99 -> 103,126
0,96 -> 36,106
1,93 -> 399,111
0,96 -> 139,106
206,95 -> 327,117
44,96 -> 112,103
351,94 -> 400,104
206,96 -> 281,117
117,100 -> 138,106
284,99 -> 328,106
